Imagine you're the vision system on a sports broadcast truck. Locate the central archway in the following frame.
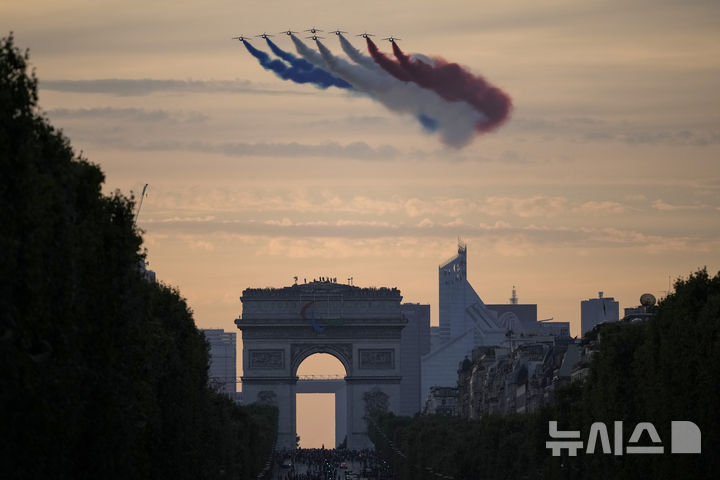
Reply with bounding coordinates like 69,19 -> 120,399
296,353 -> 347,448
236,281 -> 406,450
292,345 -> 352,376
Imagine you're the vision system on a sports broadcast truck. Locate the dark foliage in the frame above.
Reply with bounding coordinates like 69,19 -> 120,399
0,33 -> 277,479
369,269 -> 720,479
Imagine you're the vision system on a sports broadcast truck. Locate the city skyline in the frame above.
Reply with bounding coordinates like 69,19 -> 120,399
3,0 -> 718,374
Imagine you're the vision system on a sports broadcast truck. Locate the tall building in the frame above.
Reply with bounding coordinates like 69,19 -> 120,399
201,329 -> 237,396
486,302 -> 570,338
421,243 -> 571,406
581,292 -> 619,337
399,303 -> 431,416
437,242 -> 505,346
422,243 -> 504,405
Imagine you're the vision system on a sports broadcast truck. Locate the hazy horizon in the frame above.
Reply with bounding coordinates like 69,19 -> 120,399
4,0 -> 719,448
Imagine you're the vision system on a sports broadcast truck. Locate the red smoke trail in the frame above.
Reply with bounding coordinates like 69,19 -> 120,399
391,42 -> 512,132
368,38 -> 512,132
365,38 -> 412,82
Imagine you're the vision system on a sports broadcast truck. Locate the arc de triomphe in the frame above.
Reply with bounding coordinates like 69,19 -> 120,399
236,280 -> 406,450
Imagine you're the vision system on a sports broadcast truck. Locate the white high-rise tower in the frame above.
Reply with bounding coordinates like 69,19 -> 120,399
422,242 -> 504,405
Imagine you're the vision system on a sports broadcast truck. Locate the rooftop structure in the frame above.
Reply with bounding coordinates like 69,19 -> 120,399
622,293 -> 658,322
201,329 -> 237,396
581,291 -> 619,337
422,243 -> 571,406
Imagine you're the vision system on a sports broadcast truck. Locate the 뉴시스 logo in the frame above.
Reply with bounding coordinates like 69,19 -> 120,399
546,421 -> 701,456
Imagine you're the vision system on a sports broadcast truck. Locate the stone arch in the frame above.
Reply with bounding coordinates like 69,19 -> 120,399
290,343 -> 352,377
237,282 -> 405,449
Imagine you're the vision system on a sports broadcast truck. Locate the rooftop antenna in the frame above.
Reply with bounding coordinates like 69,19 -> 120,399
510,285 -> 518,305
661,275 -> 673,298
133,183 -> 149,226
457,236 -> 467,254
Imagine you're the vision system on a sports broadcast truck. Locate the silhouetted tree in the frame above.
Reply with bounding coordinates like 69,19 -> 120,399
0,33 -> 276,480
369,269 -> 720,479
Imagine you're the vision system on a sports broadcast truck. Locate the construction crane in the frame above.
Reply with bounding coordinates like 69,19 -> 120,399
133,183 -> 149,226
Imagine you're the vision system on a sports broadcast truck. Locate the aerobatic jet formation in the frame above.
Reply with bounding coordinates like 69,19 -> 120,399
233,27 -> 513,147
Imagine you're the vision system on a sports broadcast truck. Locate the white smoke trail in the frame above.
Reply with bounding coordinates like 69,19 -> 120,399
328,36 -> 488,147
290,34 -> 330,70
338,35 -> 382,71
289,34 -> 486,147
316,40 -> 396,93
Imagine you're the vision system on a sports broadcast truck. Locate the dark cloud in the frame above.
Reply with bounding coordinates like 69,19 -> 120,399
303,115 -> 395,128
46,107 -> 208,123
97,138 -> 400,160
39,78 -> 322,97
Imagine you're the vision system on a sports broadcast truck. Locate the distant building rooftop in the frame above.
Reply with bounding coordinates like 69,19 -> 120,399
241,281 -> 402,300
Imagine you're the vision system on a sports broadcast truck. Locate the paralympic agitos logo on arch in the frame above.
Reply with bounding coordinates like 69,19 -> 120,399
300,300 -> 345,333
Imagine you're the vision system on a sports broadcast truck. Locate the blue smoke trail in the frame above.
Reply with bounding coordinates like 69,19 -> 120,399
265,38 -> 315,70
242,40 -> 353,90
417,114 -> 439,132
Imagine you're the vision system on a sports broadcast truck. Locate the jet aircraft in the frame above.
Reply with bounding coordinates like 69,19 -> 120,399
306,35 -> 324,41
305,27 -> 323,34
357,32 -> 375,38
330,29 -> 348,36
256,32 -> 273,39
382,36 -> 401,43
279,29 -> 298,36
231,35 -> 248,41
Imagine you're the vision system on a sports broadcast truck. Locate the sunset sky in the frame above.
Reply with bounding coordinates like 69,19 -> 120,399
4,0 -> 720,446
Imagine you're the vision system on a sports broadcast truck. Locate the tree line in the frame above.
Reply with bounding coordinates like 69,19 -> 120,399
0,33 -> 276,479
369,269 -> 719,479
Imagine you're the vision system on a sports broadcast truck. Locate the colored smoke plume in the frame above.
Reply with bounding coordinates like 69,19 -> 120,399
368,38 -> 512,132
365,38 -> 412,82
239,34 -> 511,147
242,39 -> 352,90
265,37 -> 315,71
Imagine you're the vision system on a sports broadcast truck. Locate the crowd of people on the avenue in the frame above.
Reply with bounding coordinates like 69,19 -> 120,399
273,447 -> 387,480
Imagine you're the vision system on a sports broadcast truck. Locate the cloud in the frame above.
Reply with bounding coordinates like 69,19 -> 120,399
156,215 -> 217,223
46,107 -> 209,123
652,199 -> 702,211
187,240 -> 215,251
479,196 -> 570,218
40,78 -> 324,97
509,114 -> 720,147
146,190 -> 636,222
151,222 -> 715,261
93,138 -> 400,160
574,201 -> 627,215
417,218 -> 434,228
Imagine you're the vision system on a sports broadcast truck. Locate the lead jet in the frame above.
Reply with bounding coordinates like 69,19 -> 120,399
305,27 -> 323,34
357,32 -> 375,38
382,36 -> 401,43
